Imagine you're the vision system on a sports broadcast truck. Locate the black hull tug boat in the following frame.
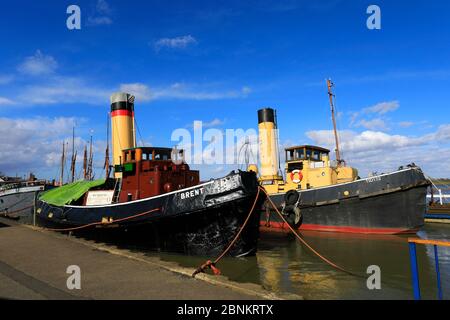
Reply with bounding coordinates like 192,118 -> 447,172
253,83 -> 430,235
37,92 -> 263,256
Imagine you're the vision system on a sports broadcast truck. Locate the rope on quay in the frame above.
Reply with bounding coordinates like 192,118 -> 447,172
43,207 -> 161,232
192,187 -> 262,278
259,187 -> 364,278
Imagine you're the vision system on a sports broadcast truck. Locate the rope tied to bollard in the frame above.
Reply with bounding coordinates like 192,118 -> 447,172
192,187 -> 262,278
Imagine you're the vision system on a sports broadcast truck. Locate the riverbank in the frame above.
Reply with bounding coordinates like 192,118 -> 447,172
0,218 -> 298,300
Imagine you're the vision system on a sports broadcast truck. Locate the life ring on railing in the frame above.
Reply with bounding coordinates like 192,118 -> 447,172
290,170 -> 303,184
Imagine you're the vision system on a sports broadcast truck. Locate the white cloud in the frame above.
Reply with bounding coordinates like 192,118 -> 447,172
349,100 -> 399,130
363,100 -> 399,114
0,117 -> 80,174
154,35 -> 197,50
190,118 -> 225,129
18,50 -> 57,76
435,124 -> 450,141
7,80 -> 250,108
117,82 -> 251,102
204,118 -> 225,127
305,127 -> 450,177
0,116 -> 111,180
399,121 -> 414,128
355,118 -> 388,131
306,130 -> 423,154
119,83 -> 152,102
0,97 -> 15,105
152,83 -> 250,100
19,76 -> 111,105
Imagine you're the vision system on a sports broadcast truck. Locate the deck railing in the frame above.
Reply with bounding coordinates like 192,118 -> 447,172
408,238 -> 450,300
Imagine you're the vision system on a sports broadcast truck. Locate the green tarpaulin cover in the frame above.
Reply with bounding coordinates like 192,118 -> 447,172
39,179 -> 106,206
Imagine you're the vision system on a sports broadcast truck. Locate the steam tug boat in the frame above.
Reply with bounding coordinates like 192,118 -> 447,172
253,81 -> 430,235
37,93 -> 263,256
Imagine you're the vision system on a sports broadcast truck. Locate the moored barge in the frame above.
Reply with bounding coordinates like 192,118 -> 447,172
0,175 -> 49,221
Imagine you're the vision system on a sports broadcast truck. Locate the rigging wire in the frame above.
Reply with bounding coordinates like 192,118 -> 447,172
134,117 -> 146,147
237,136 -> 256,171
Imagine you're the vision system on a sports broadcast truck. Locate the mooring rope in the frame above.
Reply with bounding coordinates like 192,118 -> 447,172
193,186 -> 363,278
42,207 -> 161,232
259,187 -> 364,278
1,205 -> 34,217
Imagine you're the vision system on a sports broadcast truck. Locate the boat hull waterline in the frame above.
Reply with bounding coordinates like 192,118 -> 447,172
261,167 -> 430,234
37,171 -> 264,256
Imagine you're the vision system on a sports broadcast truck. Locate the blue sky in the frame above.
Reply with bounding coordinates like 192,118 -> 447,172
1,0 -> 450,181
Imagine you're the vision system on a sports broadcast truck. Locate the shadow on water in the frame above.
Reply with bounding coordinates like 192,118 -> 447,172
28,218 -> 450,300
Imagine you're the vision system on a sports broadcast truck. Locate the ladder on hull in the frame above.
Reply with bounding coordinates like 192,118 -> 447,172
112,178 -> 122,203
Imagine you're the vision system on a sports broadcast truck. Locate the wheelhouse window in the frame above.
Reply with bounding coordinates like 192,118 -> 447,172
295,149 -> 305,160
305,149 -> 312,159
153,150 -> 171,161
286,150 -> 295,161
285,146 -> 330,163
312,150 -> 320,161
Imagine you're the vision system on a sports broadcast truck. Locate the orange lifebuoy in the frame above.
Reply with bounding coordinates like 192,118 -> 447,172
290,170 -> 303,184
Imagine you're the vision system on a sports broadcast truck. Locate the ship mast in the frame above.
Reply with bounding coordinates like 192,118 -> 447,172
83,145 -> 88,179
104,113 -> 111,179
87,134 -> 93,180
327,79 -> 343,167
60,141 -> 65,186
70,126 -> 77,183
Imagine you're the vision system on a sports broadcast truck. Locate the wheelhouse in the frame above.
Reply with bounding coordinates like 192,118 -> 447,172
285,145 -> 330,163
116,147 -> 199,201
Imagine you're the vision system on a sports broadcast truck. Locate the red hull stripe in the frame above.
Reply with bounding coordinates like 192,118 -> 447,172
111,110 -> 134,117
260,221 -> 418,235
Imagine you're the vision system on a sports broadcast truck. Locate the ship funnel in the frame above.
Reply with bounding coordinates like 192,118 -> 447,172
110,92 -> 137,178
258,108 -> 282,181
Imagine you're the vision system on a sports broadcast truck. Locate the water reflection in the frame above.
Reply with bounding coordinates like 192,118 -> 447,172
153,225 -> 450,300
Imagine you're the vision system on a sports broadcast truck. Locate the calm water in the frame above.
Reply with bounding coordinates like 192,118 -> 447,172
150,223 -> 450,300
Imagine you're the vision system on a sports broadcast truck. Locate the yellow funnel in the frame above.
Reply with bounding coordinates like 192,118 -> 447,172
110,92 -> 136,178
